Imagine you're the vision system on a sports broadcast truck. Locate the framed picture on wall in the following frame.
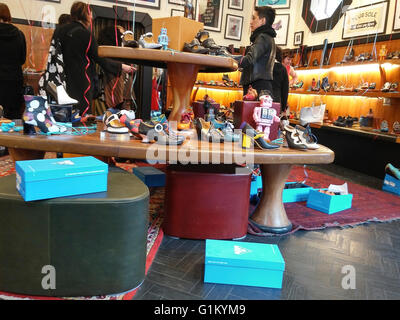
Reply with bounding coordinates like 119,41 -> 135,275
274,14 -> 289,46
224,14 -> 243,41
293,31 -> 303,46
393,0 -> 400,31
255,0 -> 290,9
171,9 -> 185,17
342,1 -> 388,39
228,0 -> 243,11
196,0 -> 224,32
39,0 -> 61,2
100,0 -> 160,9
168,0 -> 186,4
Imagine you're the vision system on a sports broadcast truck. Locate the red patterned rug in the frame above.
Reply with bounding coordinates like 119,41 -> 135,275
0,156 -> 164,300
248,165 -> 400,236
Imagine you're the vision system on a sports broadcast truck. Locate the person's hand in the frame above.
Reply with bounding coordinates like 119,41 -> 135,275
122,64 -> 136,73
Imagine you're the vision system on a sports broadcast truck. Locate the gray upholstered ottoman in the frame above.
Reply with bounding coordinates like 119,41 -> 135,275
0,170 -> 149,297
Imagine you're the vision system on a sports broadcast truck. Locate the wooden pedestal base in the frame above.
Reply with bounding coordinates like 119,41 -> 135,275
251,164 -> 293,229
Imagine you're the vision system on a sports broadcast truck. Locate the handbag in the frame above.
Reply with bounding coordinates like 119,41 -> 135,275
299,103 -> 326,126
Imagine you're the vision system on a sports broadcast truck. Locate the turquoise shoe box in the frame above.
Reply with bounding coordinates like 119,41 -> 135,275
382,174 -> 400,196
250,175 -> 262,197
306,189 -> 353,214
204,239 -> 285,289
133,166 -> 166,187
283,182 -> 313,203
15,156 -> 108,201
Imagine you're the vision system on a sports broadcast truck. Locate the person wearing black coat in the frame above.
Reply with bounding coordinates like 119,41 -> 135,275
272,46 -> 289,114
0,3 -> 26,120
52,1 -> 134,114
236,6 -> 276,98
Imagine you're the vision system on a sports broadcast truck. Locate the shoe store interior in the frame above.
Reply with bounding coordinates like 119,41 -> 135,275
0,0 -> 399,302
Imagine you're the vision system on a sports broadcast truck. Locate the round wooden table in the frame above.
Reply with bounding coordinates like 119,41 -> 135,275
98,46 -> 238,121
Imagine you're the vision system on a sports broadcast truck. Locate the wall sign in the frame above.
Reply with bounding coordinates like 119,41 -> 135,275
342,1 -> 388,39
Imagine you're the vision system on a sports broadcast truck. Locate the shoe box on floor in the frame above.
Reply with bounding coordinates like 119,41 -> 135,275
306,189 -> 353,214
15,156 -> 108,201
283,182 -> 313,203
382,174 -> 400,196
133,166 -> 166,187
204,239 -> 285,289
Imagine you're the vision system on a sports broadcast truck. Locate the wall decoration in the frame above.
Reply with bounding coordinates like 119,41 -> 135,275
196,0 -> 224,32
256,0 -> 290,9
342,1 -> 388,39
168,0 -> 186,4
302,0 -> 352,33
171,9 -> 185,17
228,0 -> 243,11
274,14 -> 289,46
100,0 -> 160,9
293,31 -> 303,46
393,0 -> 400,31
224,14 -> 243,41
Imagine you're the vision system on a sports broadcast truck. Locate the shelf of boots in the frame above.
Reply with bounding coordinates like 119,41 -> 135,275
289,119 -> 400,143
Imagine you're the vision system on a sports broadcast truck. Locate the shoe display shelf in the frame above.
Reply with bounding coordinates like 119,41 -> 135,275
190,70 -> 243,108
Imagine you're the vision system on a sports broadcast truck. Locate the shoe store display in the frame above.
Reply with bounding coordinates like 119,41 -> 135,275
380,120 -> 389,132
282,125 -> 307,150
102,111 -> 129,134
46,81 -> 78,105
295,124 -> 319,149
121,30 -> 139,48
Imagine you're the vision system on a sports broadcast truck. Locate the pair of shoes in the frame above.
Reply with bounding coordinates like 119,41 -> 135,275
46,82 -> 78,105
195,30 -> 230,56
183,38 -> 209,54
385,163 -> 400,180
138,32 -> 162,49
381,82 -> 398,92
240,122 -> 280,150
23,95 -> 67,134
283,124 -> 318,150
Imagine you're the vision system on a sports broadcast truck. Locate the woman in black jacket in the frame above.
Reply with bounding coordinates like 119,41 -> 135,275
52,1 -> 134,114
272,46 -> 289,114
0,3 -> 26,120
237,6 -> 276,98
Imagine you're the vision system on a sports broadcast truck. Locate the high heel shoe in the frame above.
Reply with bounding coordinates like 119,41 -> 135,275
138,32 -> 162,49
283,125 -> 307,150
240,122 -> 280,150
295,124 -> 319,149
46,82 -> 78,105
194,118 -> 224,143
23,95 -> 67,134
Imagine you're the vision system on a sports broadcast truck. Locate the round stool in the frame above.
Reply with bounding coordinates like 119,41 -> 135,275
0,171 -> 149,297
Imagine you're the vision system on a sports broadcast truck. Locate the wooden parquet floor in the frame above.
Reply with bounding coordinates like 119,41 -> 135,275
134,164 -> 400,300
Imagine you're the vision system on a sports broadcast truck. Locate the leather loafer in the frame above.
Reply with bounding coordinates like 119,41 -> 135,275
249,219 -> 292,234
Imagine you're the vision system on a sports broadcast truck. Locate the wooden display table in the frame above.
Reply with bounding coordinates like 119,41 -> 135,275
0,129 -> 334,233
98,46 -> 238,122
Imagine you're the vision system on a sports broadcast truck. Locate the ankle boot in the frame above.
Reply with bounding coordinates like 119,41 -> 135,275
47,82 -> 78,105
23,95 -> 67,134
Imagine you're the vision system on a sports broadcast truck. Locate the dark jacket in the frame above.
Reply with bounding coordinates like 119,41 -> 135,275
53,21 -> 122,112
239,25 -> 276,86
0,23 -> 26,81
272,61 -> 289,113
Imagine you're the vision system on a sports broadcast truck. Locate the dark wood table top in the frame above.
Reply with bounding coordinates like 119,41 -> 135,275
98,46 -> 238,73
0,129 -> 335,165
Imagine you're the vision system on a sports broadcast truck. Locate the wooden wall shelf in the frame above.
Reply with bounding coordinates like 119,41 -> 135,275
289,90 -> 400,99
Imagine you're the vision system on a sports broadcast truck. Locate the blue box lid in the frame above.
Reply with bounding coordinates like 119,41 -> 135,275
205,239 -> 285,271
15,157 -> 108,182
